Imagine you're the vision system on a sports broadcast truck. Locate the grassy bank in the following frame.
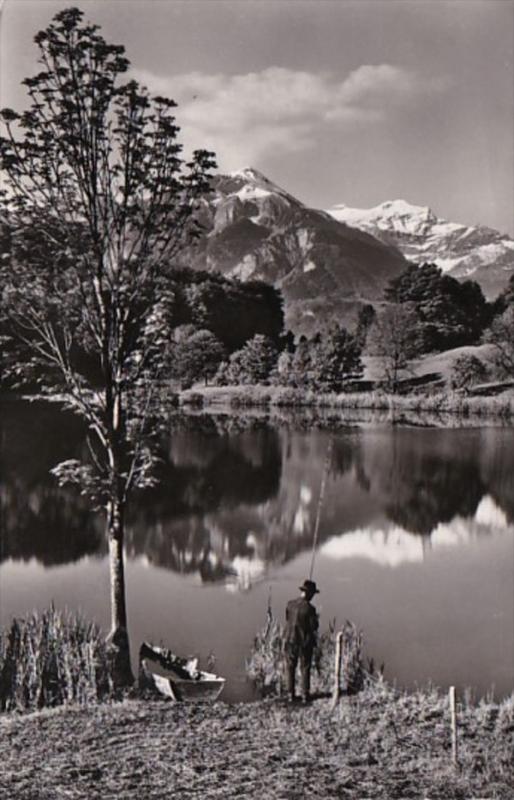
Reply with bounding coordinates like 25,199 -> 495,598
2,611 -> 513,798
180,384 -> 514,421
1,688 -> 513,799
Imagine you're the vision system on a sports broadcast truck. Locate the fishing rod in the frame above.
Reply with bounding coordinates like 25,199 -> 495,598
308,434 -> 333,581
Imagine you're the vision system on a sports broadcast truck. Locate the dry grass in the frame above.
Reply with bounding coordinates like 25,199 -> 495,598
180,383 -> 514,420
0,689 -> 512,799
1,610 -> 512,798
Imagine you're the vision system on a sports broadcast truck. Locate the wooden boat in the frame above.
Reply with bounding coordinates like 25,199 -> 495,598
139,642 -> 225,702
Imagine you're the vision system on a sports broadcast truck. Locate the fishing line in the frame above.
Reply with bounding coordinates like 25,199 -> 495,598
308,434 -> 333,581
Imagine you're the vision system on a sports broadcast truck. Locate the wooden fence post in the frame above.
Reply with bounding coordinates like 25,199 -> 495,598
331,631 -> 344,709
449,685 -> 459,768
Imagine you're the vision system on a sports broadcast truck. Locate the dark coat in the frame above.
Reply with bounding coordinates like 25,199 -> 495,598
284,597 -> 319,650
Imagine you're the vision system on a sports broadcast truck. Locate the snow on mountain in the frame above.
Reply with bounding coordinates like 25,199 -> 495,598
326,199 -> 514,298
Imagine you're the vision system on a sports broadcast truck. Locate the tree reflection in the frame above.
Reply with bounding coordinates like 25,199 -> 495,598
2,402 -> 513,582
0,399 -> 104,564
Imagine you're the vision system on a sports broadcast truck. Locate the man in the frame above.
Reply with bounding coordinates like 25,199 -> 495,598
283,579 -> 320,703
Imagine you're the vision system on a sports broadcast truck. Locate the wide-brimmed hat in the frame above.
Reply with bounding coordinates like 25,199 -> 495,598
299,579 -> 320,595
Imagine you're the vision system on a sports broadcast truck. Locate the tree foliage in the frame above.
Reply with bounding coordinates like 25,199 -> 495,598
0,7 -> 216,684
0,6 -> 215,497
217,334 -> 279,385
182,276 -> 284,352
308,326 -> 363,391
277,325 -> 363,392
385,263 -> 490,352
492,272 -> 514,318
168,325 -> 226,388
483,307 -> 514,378
144,268 -> 284,354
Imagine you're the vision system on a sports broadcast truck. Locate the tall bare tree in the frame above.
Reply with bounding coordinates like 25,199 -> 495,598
367,304 -> 419,392
0,7 -> 215,685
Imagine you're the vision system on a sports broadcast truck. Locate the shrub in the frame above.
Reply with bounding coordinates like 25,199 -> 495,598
450,354 -> 488,393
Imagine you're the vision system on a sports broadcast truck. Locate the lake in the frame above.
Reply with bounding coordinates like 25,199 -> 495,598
1,398 -> 513,701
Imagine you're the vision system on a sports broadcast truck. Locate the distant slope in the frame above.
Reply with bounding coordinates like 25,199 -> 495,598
183,168 -> 408,334
326,199 -> 514,299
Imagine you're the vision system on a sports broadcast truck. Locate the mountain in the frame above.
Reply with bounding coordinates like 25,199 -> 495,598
325,199 -> 514,300
183,168 -> 408,334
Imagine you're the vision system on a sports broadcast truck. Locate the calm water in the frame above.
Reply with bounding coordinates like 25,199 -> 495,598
1,398 -> 513,701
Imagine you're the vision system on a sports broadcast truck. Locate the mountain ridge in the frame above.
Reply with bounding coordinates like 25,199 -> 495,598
325,198 -> 514,299
184,169 -> 513,334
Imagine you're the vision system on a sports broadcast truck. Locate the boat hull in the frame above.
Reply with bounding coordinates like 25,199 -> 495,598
140,644 -> 225,702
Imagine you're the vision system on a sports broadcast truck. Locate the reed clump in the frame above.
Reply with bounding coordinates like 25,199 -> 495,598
247,609 -> 375,697
0,606 -> 113,712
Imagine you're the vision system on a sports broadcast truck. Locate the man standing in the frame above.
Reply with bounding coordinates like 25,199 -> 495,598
284,579 -> 320,703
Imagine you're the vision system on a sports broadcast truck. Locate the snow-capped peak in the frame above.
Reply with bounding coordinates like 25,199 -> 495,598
325,197 -> 514,297
221,166 -> 302,207
229,167 -> 274,184
328,199 -> 436,234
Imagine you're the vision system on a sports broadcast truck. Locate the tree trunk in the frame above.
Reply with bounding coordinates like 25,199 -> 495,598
106,495 -> 134,688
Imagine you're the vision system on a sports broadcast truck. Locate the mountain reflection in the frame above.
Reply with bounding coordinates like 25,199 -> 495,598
321,494 -> 511,568
1,402 -> 513,586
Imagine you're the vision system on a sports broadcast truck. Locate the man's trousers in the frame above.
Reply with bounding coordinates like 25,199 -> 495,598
284,641 -> 313,701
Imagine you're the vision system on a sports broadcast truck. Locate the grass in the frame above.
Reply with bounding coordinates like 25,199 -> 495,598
1,688 -> 513,798
0,607 -> 113,712
1,609 -> 513,797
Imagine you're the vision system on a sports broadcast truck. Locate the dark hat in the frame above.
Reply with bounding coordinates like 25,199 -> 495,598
299,579 -> 320,595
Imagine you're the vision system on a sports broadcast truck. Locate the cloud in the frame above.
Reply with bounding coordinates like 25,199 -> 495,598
130,64 -> 446,169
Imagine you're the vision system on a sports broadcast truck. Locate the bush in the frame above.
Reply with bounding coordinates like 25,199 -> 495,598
450,354 -> 488,393
0,607 -> 113,712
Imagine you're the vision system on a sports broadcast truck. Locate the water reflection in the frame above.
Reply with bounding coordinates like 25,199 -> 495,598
1,402 -> 514,590
322,495 -> 510,568
0,399 -> 104,565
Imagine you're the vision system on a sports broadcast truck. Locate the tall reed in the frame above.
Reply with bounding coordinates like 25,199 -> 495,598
247,609 -> 373,697
0,606 -> 113,712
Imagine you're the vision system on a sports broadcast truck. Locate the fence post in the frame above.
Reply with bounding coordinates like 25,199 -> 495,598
449,685 -> 459,768
331,631 -> 344,709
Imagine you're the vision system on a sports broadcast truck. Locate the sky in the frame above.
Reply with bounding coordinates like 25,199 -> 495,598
1,0 -> 513,234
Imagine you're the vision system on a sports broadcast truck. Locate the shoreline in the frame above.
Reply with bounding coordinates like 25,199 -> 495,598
1,684 -> 513,799
2,387 -> 513,426
179,384 -> 514,423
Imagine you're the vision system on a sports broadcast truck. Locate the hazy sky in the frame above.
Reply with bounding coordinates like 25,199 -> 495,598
1,0 -> 513,233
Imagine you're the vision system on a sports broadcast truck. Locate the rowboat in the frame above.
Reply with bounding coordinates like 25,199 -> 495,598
139,642 -> 226,702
